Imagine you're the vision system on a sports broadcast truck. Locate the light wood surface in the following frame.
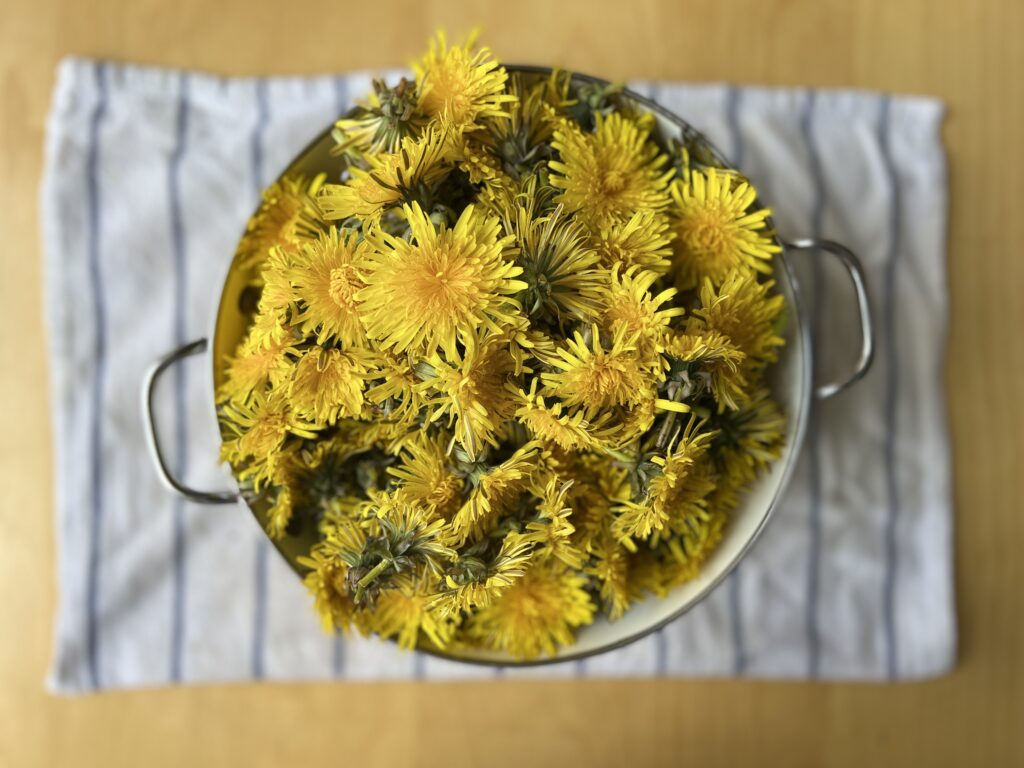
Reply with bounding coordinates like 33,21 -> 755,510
2,0 -> 1022,765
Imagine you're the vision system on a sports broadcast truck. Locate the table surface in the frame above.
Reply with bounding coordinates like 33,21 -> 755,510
2,0 -> 1022,765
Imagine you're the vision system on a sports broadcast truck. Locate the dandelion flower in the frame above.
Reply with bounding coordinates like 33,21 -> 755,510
453,442 -> 541,542
237,175 -> 324,268
465,560 -> 594,659
299,542 -> 358,632
289,227 -> 369,346
586,526 -> 632,620
616,421 -> 716,547
420,330 -> 520,459
591,209 -> 674,273
363,570 -> 455,649
690,268 -> 785,370
358,201 -> 525,358
663,329 -> 748,411
287,346 -> 369,426
549,111 -> 673,227
220,390 -> 321,489
505,200 -> 603,326
669,168 -> 781,290
435,532 -> 535,616
711,387 -> 786,488
414,30 -> 515,134
600,264 -> 684,358
388,432 -> 464,519
318,127 -> 450,223
513,380 -> 600,451
332,77 -> 427,156
218,325 -> 298,403
541,324 -> 658,418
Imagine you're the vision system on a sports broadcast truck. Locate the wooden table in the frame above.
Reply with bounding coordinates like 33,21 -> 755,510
2,0 -> 1021,765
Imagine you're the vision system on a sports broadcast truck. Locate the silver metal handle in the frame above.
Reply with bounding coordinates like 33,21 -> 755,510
142,338 -> 239,504
784,239 -> 875,400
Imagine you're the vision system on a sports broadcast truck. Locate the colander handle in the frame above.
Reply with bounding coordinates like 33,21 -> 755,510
784,239 -> 875,400
142,338 -> 239,504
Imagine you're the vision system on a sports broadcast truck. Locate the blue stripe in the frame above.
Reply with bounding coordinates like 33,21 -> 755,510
878,96 -> 902,680
412,651 -> 426,679
573,657 -> 586,676
724,84 -> 748,675
332,633 -> 346,678
250,78 -> 271,680
84,61 -> 110,691
252,537 -> 268,679
333,74 -> 349,116
654,627 -> 668,675
168,74 -> 191,683
799,90 -> 827,678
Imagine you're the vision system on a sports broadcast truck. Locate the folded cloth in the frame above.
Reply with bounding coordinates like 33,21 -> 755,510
42,58 -> 954,692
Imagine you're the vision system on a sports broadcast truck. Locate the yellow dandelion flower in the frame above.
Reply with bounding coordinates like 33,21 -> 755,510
332,77 -> 427,156
317,126 -> 450,223
363,350 -> 426,428
549,111 -> 673,227
289,226 -> 368,346
669,168 -> 781,290
541,324 -> 659,419
286,346 -> 369,426
591,209 -> 674,273
690,268 -> 785,370
520,479 -> 584,569
388,432 -> 464,519
218,322 -> 298,404
362,570 -> 456,650
712,387 -> 786,488
663,329 -> 748,411
512,380 -> 603,452
298,537 -> 362,632
486,72 -> 564,179
600,264 -> 684,358
237,175 -> 325,269
358,201 -> 525,358
453,442 -> 542,542
616,421 -> 716,548
586,526 -> 631,620
554,453 -> 629,554
464,560 -> 595,659
258,245 -> 298,314
414,30 -> 515,134
448,133 -> 516,194
434,531 -> 535,617
265,483 -> 295,540
220,390 -> 321,490
505,200 -> 603,326
420,330 -> 520,460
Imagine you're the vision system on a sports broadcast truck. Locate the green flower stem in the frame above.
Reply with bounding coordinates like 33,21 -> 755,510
357,558 -> 392,590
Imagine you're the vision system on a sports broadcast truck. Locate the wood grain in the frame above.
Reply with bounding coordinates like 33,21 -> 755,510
1,0 -> 1022,765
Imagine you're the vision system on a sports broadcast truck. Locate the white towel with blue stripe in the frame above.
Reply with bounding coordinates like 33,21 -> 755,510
43,58 -> 954,692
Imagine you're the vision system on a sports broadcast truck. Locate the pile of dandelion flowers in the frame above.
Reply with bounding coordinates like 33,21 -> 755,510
358,201 -> 526,358
669,167 -> 781,290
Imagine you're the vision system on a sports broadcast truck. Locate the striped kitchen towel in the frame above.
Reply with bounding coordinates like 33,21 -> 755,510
42,58 -> 953,692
